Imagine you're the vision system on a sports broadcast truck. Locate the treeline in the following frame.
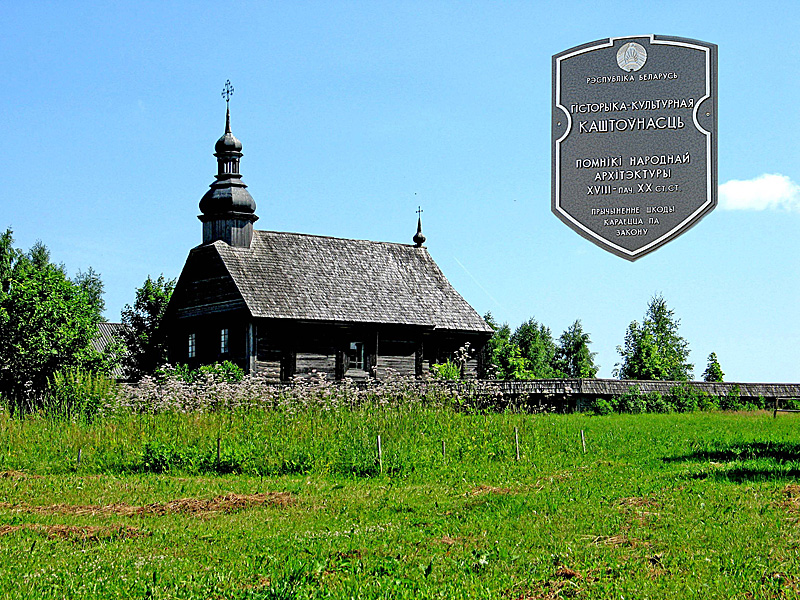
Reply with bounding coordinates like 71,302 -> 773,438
480,316 -> 598,379
1,230 -> 728,414
479,294 -> 724,384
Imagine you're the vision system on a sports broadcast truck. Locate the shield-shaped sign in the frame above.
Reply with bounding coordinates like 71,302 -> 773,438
552,35 -> 717,260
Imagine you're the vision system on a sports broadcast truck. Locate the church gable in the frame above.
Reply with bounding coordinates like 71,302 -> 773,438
169,244 -> 248,319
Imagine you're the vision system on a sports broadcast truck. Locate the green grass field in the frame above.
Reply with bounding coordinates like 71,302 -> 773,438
1,406 -> 799,599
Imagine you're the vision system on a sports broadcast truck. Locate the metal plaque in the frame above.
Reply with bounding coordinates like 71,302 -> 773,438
552,35 -> 717,260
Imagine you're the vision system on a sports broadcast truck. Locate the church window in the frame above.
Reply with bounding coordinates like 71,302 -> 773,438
348,342 -> 364,370
188,333 -> 196,359
220,328 -> 229,355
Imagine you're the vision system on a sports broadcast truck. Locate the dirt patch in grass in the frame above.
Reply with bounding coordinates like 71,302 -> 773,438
615,496 -> 661,525
0,470 -> 41,480
436,535 -> 463,546
0,492 -> 296,517
776,485 -> 800,513
584,532 -> 647,548
647,553 -> 668,579
242,576 -> 272,591
469,471 -> 585,501
784,484 -> 800,497
469,485 -> 516,496
615,496 -> 659,509
0,523 -> 147,540
538,471 -> 574,487
741,572 -> 800,599
509,566 -> 596,599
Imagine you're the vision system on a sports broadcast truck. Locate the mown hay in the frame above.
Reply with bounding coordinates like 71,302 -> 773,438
469,485 -> 515,496
0,470 -> 41,480
0,492 -> 295,518
0,523 -> 147,540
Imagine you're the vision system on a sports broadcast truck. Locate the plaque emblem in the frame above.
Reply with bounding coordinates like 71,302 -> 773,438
552,35 -> 718,260
616,42 -> 647,71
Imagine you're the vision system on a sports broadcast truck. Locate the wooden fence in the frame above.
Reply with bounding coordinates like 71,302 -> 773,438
442,378 -> 800,412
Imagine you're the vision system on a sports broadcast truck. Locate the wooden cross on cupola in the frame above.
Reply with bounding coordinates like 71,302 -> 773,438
221,80 -> 234,106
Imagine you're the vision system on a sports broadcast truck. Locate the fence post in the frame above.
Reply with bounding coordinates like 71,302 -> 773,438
377,435 -> 383,474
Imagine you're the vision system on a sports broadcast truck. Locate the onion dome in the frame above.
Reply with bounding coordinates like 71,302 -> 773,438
214,108 -> 243,154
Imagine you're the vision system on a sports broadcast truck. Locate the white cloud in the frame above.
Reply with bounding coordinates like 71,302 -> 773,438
719,173 -> 800,211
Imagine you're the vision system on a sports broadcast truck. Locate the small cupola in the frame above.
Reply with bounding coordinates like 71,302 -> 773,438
413,206 -> 426,247
214,108 -> 243,171
198,81 -> 258,247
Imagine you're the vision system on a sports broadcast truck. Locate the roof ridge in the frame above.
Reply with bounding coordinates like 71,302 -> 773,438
254,229 -> 421,249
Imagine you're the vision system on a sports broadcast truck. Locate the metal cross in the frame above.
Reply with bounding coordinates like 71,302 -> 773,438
221,80 -> 234,105
417,206 -> 423,218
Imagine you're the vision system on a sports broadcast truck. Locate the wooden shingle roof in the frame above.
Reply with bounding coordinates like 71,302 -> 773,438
92,322 -> 127,355
92,322 -> 129,379
184,230 -> 492,333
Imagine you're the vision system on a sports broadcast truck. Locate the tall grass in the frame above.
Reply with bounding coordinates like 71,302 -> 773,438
0,372 -> 791,478
0,397 -> 541,478
44,368 -> 117,421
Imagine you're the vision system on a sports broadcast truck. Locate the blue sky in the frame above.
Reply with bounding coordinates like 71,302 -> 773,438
1,1 -> 798,382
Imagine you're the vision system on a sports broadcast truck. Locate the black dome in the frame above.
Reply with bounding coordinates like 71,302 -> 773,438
199,183 -> 256,215
215,131 -> 242,154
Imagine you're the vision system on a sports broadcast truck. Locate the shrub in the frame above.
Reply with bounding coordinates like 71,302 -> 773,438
669,383 -> 701,413
782,397 -> 800,411
196,361 -> 245,383
697,391 -> 720,412
589,398 -> 614,416
614,386 -> 647,414
139,440 -> 251,474
432,359 -> 462,380
644,390 -> 671,413
154,363 -> 193,383
719,385 -> 742,411
154,361 -> 245,384
45,368 -> 117,421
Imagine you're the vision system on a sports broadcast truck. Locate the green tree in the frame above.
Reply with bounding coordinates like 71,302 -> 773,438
481,312 -> 503,377
482,312 -> 520,379
498,343 -> 533,380
74,267 -> 105,316
553,319 -> 599,378
120,275 -> 175,380
511,318 -> 557,379
480,312 -> 534,380
615,294 -> 693,381
702,352 -> 724,382
0,230 -> 106,409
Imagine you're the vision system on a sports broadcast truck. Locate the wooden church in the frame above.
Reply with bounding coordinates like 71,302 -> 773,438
164,90 -> 492,381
